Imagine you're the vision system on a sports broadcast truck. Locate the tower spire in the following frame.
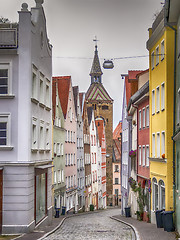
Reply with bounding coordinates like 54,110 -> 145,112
90,37 -> 103,84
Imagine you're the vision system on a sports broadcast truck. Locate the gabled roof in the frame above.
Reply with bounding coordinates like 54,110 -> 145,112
113,121 -> 122,140
95,118 -> 104,147
127,81 -> 149,111
52,76 -> 71,119
86,82 -> 113,102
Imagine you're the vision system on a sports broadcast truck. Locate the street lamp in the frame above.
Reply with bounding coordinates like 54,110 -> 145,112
103,59 -> 114,69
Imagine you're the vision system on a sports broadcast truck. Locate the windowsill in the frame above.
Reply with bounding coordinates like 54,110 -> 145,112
31,148 -> 38,153
39,102 -> 45,108
45,149 -> 50,152
156,111 -> 160,114
156,63 -> 159,66
45,106 -> 51,111
0,146 -> 13,150
161,108 -> 165,112
149,157 -> 167,163
39,149 -> 45,153
31,97 -> 39,104
0,94 -> 15,99
161,57 -> 164,61
152,113 -> 155,116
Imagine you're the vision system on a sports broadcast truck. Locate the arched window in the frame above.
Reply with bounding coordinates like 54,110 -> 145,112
159,180 -> 165,210
152,178 -> 158,211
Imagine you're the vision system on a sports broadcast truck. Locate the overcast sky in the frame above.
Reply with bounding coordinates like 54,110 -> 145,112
0,0 -> 163,129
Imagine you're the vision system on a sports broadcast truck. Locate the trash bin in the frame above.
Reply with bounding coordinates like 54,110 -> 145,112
125,207 -> 131,217
55,208 -> 60,218
61,206 -> 66,215
163,211 -> 175,232
90,204 -> 94,211
155,210 -> 164,228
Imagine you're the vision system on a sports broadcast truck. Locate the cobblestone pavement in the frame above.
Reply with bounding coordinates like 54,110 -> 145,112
43,208 -> 135,240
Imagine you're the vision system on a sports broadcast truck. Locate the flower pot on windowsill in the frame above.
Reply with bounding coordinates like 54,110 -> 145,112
162,154 -> 165,159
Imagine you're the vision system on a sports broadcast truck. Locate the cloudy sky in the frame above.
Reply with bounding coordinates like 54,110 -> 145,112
0,0 -> 163,129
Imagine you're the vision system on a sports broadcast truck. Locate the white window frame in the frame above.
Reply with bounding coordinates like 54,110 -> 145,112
157,132 -> 160,158
57,143 -> 60,156
142,108 -> 145,128
151,51 -> 155,69
152,90 -> 155,115
146,105 -> 149,127
161,82 -> 165,111
32,117 -> 38,150
159,180 -> 165,210
156,86 -> 160,113
0,113 -> 11,148
39,121 -> 44,150
146,145 -> 149,167
142,145 -> 145,166
0,62 -> 12,96
45,79 -> 50,108
152,133 -> 155,158
161,131 -> 165,156
45,124 -> 50,150
39,73 -> 44,105
139,146 -> 141,165
152,178 -> 158,211
54,171 -> 57,184
161,40 -> 165,61
156,46 -> 159,66
139,110 -> 142,130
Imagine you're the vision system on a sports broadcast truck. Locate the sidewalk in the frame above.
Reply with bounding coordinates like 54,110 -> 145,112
112,214 -> 177,240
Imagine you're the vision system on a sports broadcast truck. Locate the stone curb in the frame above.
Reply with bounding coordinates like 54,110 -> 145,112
110,216 -> 141,240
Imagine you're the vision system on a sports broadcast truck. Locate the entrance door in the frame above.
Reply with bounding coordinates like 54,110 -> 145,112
0,170 -> 3,233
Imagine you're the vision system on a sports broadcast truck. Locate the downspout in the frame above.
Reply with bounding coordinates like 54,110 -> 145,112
164,0 -> 177,212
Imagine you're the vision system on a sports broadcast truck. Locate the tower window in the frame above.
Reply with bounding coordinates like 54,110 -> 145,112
102,105 -> 108,110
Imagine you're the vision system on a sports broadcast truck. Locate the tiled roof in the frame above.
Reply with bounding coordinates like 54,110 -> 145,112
86,82 -> 113,102
95,119 -> 104,147
128,70 -> 142,81
113,121 -> 122,140
52,76 -> 71,119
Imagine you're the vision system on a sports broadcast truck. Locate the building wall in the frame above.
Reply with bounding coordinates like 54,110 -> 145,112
148,22 -> 175,223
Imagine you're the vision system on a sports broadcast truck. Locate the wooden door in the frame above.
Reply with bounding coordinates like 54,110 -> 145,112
0,170 -> 3,233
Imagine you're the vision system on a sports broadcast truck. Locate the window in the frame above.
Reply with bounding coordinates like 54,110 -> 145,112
39,125 -> 44,150
68,154 -> 70,165
161,83 -> 165,111
146,145 -> 149,167
39,75 -> 44,104
65,154 -> 67,165
94,153 -> 96,164
115,189 -> 119,196
45,127 -> 50,150
115,165 -> 119,172
45,80 -> 50,108
156,86 -> 160,113
57,143 -> 60,156
60,143 -> 63,155
161,40 -> 165,61
62,170 -> 64,182
159,180 -> 165,210
151,51 -> 155,69
71,153 -> 73,165
0,63 -> 12,96
156,46 -> 159,65
157,132 -> 160,158
142,108 -> 145,128
115,178 -> 119,184
142,146 -> 145,166
58,170 -> 61,183
152,178 -> 158,211
139,110 -> 141,129
102,105 -> 108,110
152,90 -> 155,115
161,131 -> 165,156
54,171 -> 57,184
152,133 -> 155,158
138,146 -> 141,165
0,119 -> 8,145
54,143 -> 56,155
32,117 -> 37,150
146,106 -> 149,127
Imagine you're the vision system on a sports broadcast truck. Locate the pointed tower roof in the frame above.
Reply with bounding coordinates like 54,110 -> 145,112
90,45 -> 103,77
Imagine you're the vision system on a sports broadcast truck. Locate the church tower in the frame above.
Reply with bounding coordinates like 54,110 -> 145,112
85,42 -> 113,204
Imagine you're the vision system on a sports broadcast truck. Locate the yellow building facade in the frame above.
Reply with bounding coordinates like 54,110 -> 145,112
147,9 -> 175,223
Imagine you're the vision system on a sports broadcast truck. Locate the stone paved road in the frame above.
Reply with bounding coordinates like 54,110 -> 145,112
43,208 -> 135,240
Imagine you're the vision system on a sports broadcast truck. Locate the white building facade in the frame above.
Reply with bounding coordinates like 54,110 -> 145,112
0,0 -> 53,234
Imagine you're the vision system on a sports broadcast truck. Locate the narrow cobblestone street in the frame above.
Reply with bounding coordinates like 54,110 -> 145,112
43,209 -> 135,240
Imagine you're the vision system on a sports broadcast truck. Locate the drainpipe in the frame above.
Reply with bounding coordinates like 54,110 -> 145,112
164,0 -> 177,212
